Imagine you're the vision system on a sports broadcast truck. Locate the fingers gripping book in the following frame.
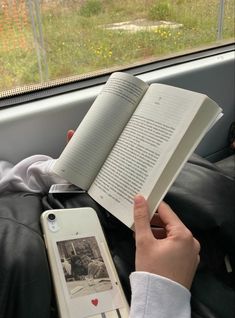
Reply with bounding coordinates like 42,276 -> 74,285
53,72 -> 222,228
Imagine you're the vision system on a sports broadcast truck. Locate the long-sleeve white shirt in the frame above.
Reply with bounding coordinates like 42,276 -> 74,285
129,272 -> 190,318
0,155 -> 61,193
0,155 -> 191,318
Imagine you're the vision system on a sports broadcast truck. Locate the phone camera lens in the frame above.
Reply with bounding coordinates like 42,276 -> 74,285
48,213 -> 56,221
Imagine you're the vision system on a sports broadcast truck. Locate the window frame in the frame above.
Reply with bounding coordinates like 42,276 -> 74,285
0,42 -> 234,109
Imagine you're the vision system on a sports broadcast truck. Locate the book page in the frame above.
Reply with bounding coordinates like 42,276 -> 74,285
53,72 -> 148,189
88,84 -> 212,227
147,97 -> 222,219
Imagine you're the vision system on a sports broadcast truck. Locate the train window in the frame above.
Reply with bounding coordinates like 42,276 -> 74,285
0,0 -> 234,100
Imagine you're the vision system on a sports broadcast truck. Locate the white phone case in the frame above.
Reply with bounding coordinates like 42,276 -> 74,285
41,207 -> 129,318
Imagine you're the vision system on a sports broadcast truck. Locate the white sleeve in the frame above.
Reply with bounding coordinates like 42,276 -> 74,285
0,155 -> 68,194
129,271 -> 191,318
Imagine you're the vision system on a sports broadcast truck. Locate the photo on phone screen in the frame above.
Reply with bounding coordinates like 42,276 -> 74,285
52,233 -> 127,317
56,236 -> 112,298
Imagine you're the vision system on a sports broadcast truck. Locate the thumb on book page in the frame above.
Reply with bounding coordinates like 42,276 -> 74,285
133,195 -> 153,242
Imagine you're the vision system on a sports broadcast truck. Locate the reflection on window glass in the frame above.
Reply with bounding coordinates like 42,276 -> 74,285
0,0 -> 234,95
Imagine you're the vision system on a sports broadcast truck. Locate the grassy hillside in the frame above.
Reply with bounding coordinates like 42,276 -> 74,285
0,0 -> 234,92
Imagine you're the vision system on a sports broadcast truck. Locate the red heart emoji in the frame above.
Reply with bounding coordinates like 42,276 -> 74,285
91,298 -> 98,306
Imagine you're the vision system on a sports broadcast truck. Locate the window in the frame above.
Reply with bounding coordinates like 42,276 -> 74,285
0,0 -> 234,98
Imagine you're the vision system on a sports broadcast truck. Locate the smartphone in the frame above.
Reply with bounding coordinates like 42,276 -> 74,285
49,184 -> 86,194
41,208 -> 129,318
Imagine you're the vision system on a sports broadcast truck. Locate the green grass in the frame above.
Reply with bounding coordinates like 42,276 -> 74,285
0,0 -> 234,92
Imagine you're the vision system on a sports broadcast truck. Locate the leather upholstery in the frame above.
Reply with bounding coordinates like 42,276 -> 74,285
0,193 -> 54,318
216,154 -> 235,178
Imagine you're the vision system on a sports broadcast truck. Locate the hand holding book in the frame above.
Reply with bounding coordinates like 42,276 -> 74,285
53,72 -> 222,228
133,195 -> 200,290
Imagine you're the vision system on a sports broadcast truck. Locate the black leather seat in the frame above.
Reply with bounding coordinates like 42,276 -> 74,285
215,154 -> 235,178
0,193 -> 53,318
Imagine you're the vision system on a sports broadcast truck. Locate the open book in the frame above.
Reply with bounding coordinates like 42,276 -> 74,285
53,72 -> 222,228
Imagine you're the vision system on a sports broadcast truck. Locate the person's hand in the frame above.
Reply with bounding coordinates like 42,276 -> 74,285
67,130 -> 75,143
133,195 -> 200,289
